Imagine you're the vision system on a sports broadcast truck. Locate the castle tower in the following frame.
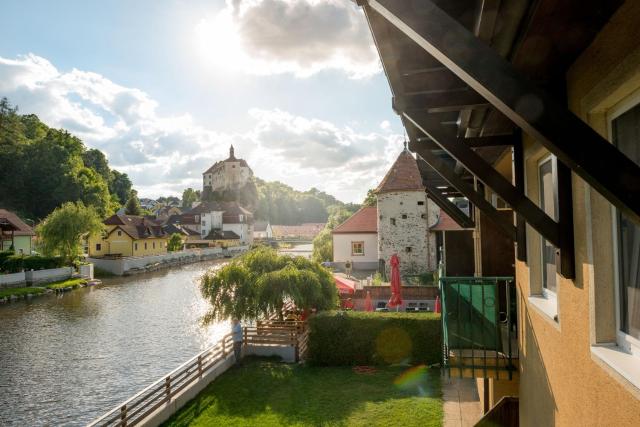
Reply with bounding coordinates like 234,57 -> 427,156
375,148 -> 439,276
202,145 -> 253,193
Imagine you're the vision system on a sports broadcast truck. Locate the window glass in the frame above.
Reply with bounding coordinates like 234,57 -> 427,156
539,157 -> 558,294
612,104 -> 640,339
351,241 -> 364,256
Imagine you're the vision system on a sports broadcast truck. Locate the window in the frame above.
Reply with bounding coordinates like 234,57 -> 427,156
421,214 -> 426,219
612,103 -> 640,342
401,214 -> 407,219
539,155 -> 559,297
153,242 -> 156,249
202,220 -> 206,226
390,218 -> 396,226
144,242 -> 147,250
96,244 -> 101,251
417,201 -> 424,206
117,231 -> 122,236
135,243 -> 138,251
405,247 -> 412,253
351,241 -> 364,256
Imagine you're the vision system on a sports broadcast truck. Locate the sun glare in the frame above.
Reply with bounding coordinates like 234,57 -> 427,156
194,11 -> 245,71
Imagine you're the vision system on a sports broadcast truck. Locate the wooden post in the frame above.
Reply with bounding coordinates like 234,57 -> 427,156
197,355 -> 202,377
165,376 -> 171,400
120,405 -> 127,427
221,337 -> 226,357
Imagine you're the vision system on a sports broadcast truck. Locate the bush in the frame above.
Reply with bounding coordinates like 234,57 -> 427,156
307,311 -> 441,367
0,254 -> 65,273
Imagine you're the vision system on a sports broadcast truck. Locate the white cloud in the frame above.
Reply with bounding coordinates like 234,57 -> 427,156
0,53 -> 400,203
194,0 -> 380,78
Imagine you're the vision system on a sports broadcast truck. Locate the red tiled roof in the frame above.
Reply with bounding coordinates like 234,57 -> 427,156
332,207 -> 377,234
376,150 -> 425,194
0,209 -> 35,236
430,211 -> 468,231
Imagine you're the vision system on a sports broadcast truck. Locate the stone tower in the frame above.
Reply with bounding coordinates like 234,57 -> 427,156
376,148 -> 439,277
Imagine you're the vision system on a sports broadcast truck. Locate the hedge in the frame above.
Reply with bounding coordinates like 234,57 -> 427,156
0,254 -> 65,273
307,311 -> 441,366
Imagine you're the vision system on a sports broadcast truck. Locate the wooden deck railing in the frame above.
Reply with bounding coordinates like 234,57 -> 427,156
87,318 -> 309,427
87,333 -> 234,427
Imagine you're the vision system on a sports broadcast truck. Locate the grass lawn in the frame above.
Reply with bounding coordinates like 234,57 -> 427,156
163,357 -> 442,427
45,278 -> 87,290
0,286 -> 45,298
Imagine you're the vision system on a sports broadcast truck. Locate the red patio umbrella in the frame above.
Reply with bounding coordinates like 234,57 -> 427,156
387,254 -> 403,310
364,290 -> 373,312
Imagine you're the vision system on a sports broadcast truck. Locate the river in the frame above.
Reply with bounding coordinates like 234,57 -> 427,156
0,259 -> 228,426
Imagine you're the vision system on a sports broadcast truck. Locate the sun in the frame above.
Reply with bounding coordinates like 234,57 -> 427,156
193,10 -> 246,71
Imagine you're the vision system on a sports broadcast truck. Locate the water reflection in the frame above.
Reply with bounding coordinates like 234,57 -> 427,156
0,260 -> 226,426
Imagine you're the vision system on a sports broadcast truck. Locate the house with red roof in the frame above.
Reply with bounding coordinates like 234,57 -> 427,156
331,206 -> 378,270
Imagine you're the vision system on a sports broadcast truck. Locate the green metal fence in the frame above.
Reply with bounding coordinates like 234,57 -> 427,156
440,276 -> 518,379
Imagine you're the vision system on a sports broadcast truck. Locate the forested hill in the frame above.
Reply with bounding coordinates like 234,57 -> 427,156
254,179 -> 359,225
0,98 -> 132,220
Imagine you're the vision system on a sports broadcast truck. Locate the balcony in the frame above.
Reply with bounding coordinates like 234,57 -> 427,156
440,277 -> 518,380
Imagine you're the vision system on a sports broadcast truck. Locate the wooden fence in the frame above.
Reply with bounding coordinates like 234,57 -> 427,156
87,319 -> 309,427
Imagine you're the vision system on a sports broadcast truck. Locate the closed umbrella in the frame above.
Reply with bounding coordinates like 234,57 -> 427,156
387,254 -> 403,310
364,290 -> 373,312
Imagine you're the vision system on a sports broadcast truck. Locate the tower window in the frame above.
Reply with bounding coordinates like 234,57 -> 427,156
405,247 -> 412,253
417,201 -> 424,206
401,214 -> 407,219
390,218 -> 396,226
421,214 -> 426,219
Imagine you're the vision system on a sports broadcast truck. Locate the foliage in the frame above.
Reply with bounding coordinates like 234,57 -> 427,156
164,358 -> 442,427
181,187 -> 201,208
109,170 -> 133,205
372,272 -> 384,286
0,254 -> 65,273
0,287 -> 46,299
307,311 -> 442,366
253,178 -> 359,225
200,246 -> 338,323
167,233 -> 184,252
362,188 -> 377,207
36,201 -> 103,264
157,195 -> 181,205
311,207 -> 356,263
45,278 -> 87,290
0,98 -> 130,219
125,191 -> 142,215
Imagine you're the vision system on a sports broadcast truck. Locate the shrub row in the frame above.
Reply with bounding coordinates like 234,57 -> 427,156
307,311 -> 441,366
0,252 -> 65,273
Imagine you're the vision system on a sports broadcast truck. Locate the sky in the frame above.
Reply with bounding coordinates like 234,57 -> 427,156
0,0 -> 405,203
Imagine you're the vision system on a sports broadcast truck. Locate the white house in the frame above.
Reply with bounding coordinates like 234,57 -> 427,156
331,206 -> 378,270
253,221 -> 273,239
221,202 -> 253,246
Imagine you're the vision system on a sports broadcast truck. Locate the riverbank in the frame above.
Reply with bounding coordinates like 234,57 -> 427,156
0,277 -> 100,303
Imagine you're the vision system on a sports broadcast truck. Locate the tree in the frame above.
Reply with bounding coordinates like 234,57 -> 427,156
125,192 -> 142,215
109,170 -> 133,205
362,189 -> 377,207
200,246 -> 338,323
312,207 -> 354,263
167,233 -> 184,251
36,202 -> 103,264
82,148 -> 110,181
182,188 -> 200,208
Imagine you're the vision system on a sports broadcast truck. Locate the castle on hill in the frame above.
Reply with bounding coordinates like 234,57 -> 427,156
202,145 -> 253,193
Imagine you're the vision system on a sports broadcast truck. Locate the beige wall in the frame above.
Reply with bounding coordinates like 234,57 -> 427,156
88,225 -> 167,257
332,233 -> 378,264
517,2 -> 640,425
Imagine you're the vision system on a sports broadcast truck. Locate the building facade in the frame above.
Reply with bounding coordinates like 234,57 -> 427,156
376,150 -> 439,276
332,206 -> 378,270
88,214 -> 168,257
202,145 -> 253,193
0,209 -> 34,255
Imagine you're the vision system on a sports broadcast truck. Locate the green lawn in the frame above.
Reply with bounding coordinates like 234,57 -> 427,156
0,286 -> 45,298
45,278 -> 87,290
163,358 -> 442,427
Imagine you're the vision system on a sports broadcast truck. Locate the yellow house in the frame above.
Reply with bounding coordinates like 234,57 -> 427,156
361,0 -> 640,425
88,214 -> 168,257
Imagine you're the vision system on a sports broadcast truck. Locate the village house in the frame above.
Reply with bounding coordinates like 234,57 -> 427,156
360,0 -> 640,424
0,209 -> 35,254
252,221 -> 273,240
88,214 -> 168,257
202,145 -> 253,193
187,201 -> 253,246
152,205 -> 182,222
331,206 -> 378,270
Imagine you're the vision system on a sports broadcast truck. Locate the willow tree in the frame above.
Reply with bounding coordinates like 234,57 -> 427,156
36,201 -> 104,264
200,246 -> 338,323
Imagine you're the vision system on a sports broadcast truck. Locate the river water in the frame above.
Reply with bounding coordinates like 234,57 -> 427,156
0,260 -> 228,426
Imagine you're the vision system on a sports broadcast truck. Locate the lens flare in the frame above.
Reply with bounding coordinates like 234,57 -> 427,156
394,365 -> 430,396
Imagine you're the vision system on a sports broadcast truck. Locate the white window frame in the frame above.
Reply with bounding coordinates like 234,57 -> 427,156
607,93 -> 640,357
538,154 -> 559,302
